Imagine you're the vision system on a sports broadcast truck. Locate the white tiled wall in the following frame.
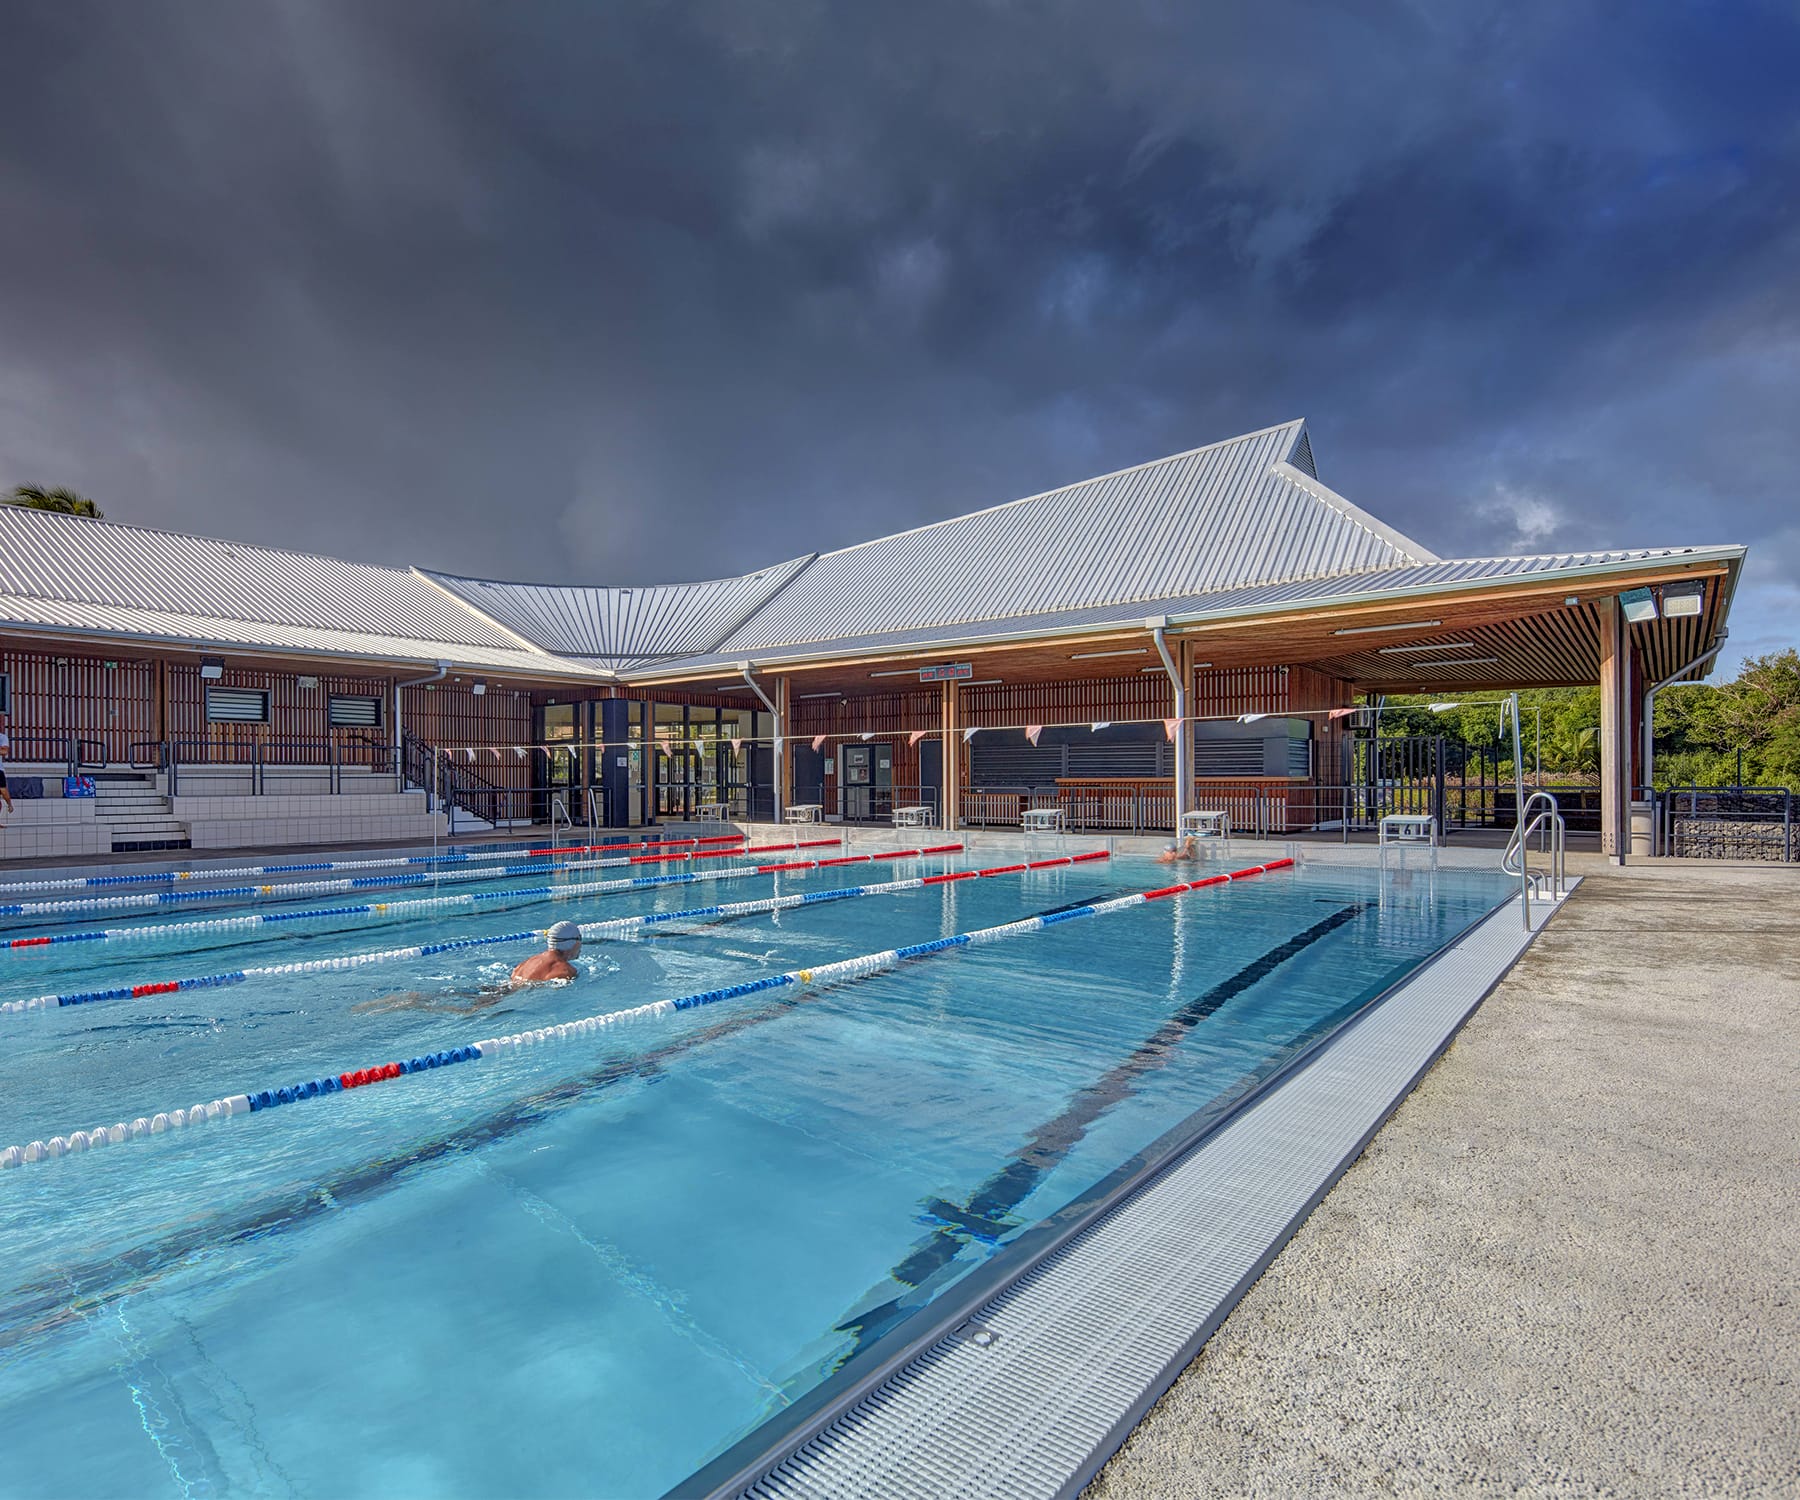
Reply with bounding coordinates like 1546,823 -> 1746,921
0,796 -> 111,860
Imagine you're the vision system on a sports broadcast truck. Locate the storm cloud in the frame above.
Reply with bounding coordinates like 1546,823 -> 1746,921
2,0 -> 1796,663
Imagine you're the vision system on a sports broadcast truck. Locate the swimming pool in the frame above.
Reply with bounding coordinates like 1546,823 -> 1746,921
0,843 -> 1514,1497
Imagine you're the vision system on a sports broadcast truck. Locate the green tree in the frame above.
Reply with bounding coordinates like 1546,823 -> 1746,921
4,483 -> 103,518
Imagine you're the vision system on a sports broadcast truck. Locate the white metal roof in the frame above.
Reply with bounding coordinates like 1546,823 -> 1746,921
0,591 -> 612,679
420,554 -> 813,663
0,506 -> 527,650
712,421 -> 1438,652
0,422 -> 1744,683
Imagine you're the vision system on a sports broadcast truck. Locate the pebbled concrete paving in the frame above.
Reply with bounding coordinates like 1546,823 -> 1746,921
1086,863 -> 1800,1499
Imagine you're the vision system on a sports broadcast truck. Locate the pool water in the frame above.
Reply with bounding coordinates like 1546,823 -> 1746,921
0,846 -> 1512,1497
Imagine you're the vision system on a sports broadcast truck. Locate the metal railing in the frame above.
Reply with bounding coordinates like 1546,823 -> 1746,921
831,783 -> 940,824
169,735 -> 403,798
1654,786 -> 1795,862
1503,791 -> 1567,927
955,781 -> 1357,838
6,734 -> 108,777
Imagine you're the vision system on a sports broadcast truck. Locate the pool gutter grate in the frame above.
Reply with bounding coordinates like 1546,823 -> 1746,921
711,885 -> 1570,1500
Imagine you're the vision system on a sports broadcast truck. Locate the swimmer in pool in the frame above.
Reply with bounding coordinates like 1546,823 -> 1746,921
509,920 -> 583,985
1157,833 -> 1200,864
352,920 -> 586,1015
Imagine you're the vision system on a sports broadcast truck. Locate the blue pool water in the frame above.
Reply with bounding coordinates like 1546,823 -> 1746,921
0,846 -> 1513,1497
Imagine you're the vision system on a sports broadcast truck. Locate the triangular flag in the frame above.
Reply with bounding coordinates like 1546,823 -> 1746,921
729,737 -> 742,752
488,747 -> 501,760
860,731 -> 874,741
1091,721 -> 1111,732
963,726 -> 979,742
1239,713 -> 1268,724
1326,707 -> 1355,720
463,748 -> 475,762
1025,724 -> 1043,746
812,734 -> 828,752
513,746 -> 526,759
908,729 -> 928,747
1162,718 -> 1179,741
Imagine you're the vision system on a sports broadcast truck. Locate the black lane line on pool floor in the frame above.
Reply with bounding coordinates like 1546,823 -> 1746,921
0,887 -> 1121,1352
828,901 -> 1375,1360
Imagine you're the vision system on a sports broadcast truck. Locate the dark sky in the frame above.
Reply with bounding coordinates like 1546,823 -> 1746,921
2,1 -> 1796,667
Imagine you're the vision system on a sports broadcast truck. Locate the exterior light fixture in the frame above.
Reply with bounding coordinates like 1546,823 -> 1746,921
1618,587 -> 1658,624
471,682 -> 487,696
868,668 -> 918,678
1330,619 -> 1443,637
1661,581 -> 1705,618
962,678 -> 1002,686
1070,648 -> 1148,660
1377,640 -> 1477,654
1413,657 -> 1503,667
199,659 -> 225,680
797,691 -> 842,700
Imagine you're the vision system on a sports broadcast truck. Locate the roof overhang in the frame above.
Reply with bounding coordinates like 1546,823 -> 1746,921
623,547 -> 1744,692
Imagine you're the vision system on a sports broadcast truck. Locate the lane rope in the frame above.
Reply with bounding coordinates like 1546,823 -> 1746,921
0,834 -> 749,896
1,845 -> 1056,1016
0,840 -> 840,921
0,857 -> 1289,1168
3,843 -> 964,954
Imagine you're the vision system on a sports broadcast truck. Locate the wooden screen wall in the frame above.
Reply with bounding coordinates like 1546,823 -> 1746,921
1,645 -> 157,763
167,663 -> 401,761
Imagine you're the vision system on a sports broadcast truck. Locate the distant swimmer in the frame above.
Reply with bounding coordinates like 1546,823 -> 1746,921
1156,834 -> 1200,865
510,920 -> 583,985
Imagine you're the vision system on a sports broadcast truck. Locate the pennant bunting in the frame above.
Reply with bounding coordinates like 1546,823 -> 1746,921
1162,718 -> 1179,742
963,726 -> 979,742
1091,721 -> 1111,732
729,737 -> 742,752
908,729 -> 928,747
1326,707 -> 1356,720
1024,724 -> 1043,746
1239,713 -> 1268,724
811,734 -> 828,752
860,732 -> 874,741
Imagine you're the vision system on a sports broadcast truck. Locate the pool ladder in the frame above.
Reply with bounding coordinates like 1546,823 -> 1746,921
1503,790 -> 1567,928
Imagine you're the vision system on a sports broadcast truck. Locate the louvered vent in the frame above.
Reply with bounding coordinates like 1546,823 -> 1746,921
1290,427 -> 1317,478
205,687 -> 268,723
1194,740 -> 1264,776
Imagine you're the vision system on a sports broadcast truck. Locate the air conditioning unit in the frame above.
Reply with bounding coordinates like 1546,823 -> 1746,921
1347,707 -> 1375,731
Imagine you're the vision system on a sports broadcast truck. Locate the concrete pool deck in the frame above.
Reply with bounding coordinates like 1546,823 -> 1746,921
1085,861 -> 1799,1499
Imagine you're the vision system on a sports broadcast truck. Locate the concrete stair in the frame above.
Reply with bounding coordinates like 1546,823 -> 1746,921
90,774 -> 191,852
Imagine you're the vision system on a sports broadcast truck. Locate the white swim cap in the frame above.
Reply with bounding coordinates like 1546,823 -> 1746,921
547,920 -> 582,952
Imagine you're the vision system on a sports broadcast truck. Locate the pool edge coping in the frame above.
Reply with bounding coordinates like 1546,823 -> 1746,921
672,878 -> 1569,1500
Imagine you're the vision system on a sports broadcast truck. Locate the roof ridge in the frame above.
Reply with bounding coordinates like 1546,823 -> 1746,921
796,419 -> 1307,562
1268,454 -> 1441,566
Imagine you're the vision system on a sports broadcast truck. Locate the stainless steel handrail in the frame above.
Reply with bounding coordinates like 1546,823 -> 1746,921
1504,790 -> 1566,927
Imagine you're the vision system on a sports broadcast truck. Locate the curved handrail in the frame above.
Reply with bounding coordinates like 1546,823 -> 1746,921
1505,790 -> 1566,927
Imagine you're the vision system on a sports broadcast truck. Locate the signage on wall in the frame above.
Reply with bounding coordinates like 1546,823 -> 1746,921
917,663 -> 973,682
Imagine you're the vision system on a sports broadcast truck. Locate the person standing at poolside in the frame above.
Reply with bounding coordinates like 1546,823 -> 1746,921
510,920 -> 583,984
0,714 -> 13,816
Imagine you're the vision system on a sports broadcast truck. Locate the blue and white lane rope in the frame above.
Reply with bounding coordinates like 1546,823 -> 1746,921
0,840 -> 839,920
0,833 -> 749,896
0,858 -> 1286,1168
0,851 -> 1084,1017
1,843 -> 964,953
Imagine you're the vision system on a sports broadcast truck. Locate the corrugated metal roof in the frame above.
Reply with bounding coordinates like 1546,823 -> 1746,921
0,507 -> 528,651
643,545 -> 1743,677
714,421 -> 1440,652
0,592 -> 612,679
420,554 -> 814,660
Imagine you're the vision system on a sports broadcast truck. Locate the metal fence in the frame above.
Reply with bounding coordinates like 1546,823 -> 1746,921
1658,786 -> 1795,862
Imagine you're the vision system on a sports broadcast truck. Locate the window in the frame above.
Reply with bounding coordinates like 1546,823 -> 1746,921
0,673 -> 10,715
205,687 -> 269,724
328,694 -> 382,727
